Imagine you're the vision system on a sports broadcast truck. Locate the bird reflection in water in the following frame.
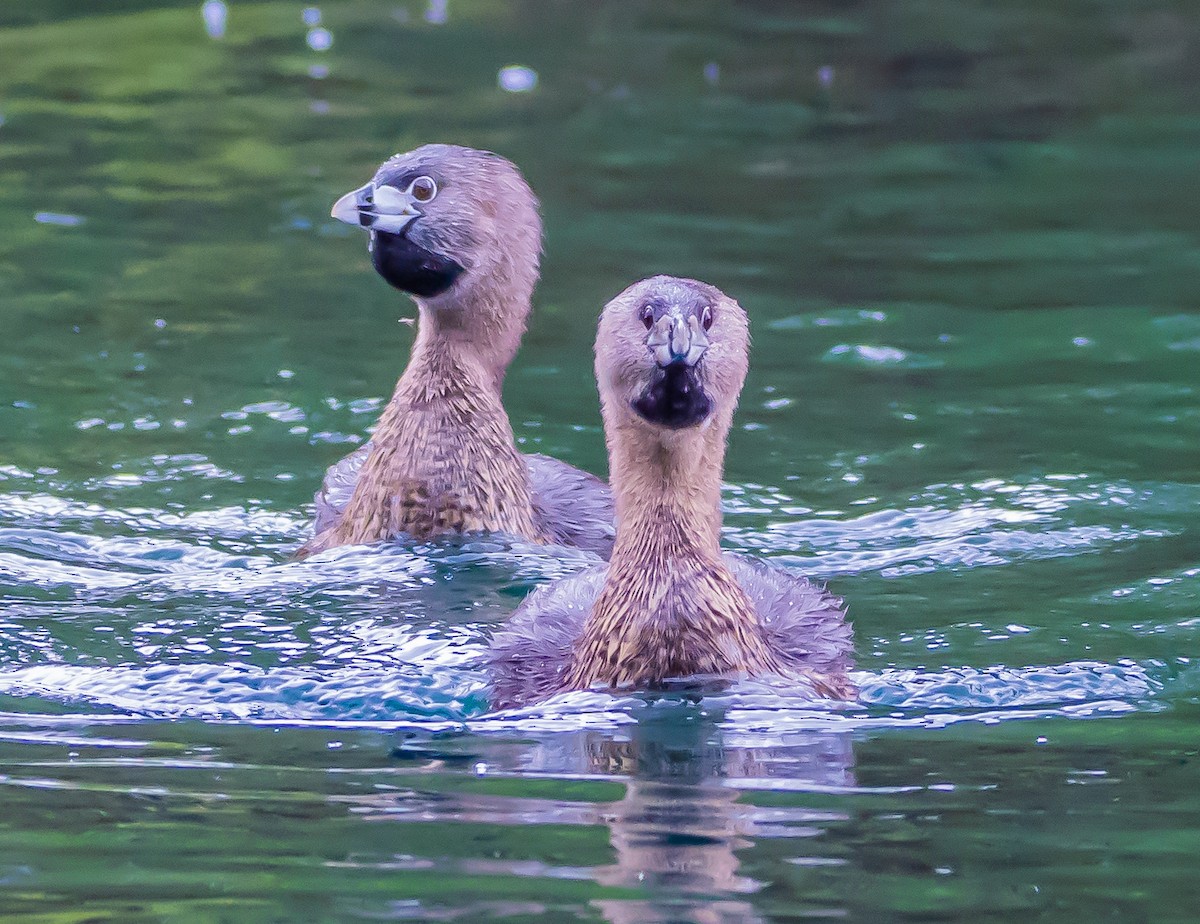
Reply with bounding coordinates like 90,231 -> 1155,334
368,702 -> 855,921
529,705 -> 855,923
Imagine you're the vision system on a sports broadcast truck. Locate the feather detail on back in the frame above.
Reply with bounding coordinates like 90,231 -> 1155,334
525,453 -> 615,558
311,445 -> 368,536
306,444 -> 613,558
486,553 -> 852,710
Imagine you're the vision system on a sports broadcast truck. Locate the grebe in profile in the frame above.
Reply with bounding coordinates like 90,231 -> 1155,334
300,145 -> 613,558
488,276 -> 854,709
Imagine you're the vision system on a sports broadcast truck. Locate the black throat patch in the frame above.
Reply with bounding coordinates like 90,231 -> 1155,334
633,364 -> 712,429
371,230 -> 465,298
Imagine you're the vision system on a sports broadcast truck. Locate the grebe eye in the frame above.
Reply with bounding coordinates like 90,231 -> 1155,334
409,176 -> 437,203
639,305 -> 655,329
701,306 -> 714,331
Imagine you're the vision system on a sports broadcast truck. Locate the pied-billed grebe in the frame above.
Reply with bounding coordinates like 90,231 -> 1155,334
300,145 -> 613,558
488,276 -> 854,709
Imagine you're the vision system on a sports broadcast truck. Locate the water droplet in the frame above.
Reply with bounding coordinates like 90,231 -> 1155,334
306,28 -> 332,51
201,0 -> 227,39
498,65 -> 537,93
817,64 -> 835,88
34,212 -> 85,227
302,7 -> 322,26
425,0 -> 448,25
703,62 -> 719,85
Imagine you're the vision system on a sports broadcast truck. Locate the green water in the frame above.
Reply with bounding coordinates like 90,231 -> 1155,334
1,1 -> 1198,920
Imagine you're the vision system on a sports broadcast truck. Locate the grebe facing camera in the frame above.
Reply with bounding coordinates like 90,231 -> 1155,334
488,276 -> 854,709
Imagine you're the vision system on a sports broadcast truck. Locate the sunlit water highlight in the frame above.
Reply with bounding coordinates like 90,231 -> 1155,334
0,464 -> 1177,730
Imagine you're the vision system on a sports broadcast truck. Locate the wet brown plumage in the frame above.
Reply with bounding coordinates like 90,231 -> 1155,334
299,145 -> 613,558
488,276 -> 855,709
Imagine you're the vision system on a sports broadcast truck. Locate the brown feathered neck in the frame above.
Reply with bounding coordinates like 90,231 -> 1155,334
406,241 -> 536,387
385,266 -> 531,434
302,275 -> 545,553
562,413 -> 778,693
607,418 -> 726,560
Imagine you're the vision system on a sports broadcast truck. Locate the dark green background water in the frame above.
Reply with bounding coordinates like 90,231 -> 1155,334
1,1 -> 1198,920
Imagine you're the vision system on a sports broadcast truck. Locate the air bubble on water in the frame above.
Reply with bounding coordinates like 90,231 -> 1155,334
202,0 -> 227,39
34,212 -> 85,227
307,27 -> 332,51
498,65 -> 537,93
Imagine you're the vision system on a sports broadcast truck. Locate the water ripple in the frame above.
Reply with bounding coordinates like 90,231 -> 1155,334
725,475 -> 1184,576
0,658 -> 1162,733
0,468 -> 1182,737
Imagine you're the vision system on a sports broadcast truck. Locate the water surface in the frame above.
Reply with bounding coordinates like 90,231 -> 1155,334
1,1 -> 1198,920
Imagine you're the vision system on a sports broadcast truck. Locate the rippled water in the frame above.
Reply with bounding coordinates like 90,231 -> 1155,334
1,1 -> 1199,920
